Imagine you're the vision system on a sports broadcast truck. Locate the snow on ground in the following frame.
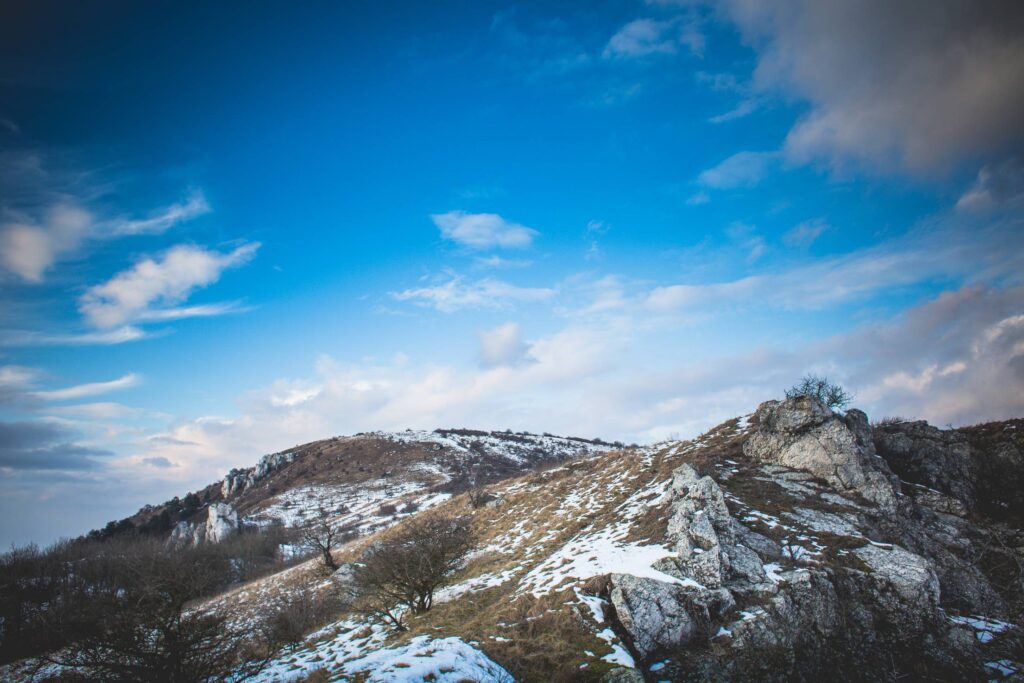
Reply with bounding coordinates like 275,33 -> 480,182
374,429 -> 615,467
255,625 -> 514,683
251,480 -> 451,537
596,628 -> 635,668
252,618 -> 389,682
615,475 -> 671,520
519,521 -> 700,596
435,569 -> 519,603
948,614 -> 1015,644
340,635 -> 514,682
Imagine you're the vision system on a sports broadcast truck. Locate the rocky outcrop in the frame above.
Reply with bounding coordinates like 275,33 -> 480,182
609,575 -> 704,657
743,397 -> 899,511
666,465 -> 767,589
170,502 -> 240,545
221,451 -> 297,498
875,418 -> 1024,522
600,408 -> 1014,681
874,421 -> 974,505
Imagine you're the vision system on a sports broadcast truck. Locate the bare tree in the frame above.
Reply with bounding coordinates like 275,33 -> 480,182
348,512 -> 473,630
300,506 -> 340,571
40,539 -> 283,682
786,374 -> 854,410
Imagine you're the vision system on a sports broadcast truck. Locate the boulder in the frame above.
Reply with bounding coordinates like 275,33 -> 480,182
743,397 -> 899,512
610,574 -> 698,657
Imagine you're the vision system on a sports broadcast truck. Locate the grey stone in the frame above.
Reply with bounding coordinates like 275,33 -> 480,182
609,574 -> 700,657
743,397 -> 899,512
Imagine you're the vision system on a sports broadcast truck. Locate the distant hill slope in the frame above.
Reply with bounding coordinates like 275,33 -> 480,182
99,429 -> 621,542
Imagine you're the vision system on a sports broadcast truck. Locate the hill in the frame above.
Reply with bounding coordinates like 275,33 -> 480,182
3,400 -> 1022,681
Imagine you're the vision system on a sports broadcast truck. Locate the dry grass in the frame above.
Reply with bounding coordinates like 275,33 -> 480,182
198,416 -> 784,680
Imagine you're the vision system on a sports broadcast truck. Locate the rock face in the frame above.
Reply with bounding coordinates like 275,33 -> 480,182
875,418 -> 1024,522
743,397 -> 899,511
170,502 -> 240,545
221,451 -> 297,498
205,502 -> 239,543
667,465 -> 766,589
609,575 -> 702,657
596,405 -> 1023,681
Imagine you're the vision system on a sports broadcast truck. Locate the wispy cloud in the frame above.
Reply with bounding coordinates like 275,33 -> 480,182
783,218 -> 830,248
30,373 -> 141,401
79,243 -> 259,328
105,190 -> 210,236
0,326 -> 148,347
957,156 -> 1024,213
603,18 -> 698,59
392,275 -> 555,312
0,189 -> 212,283
433,211 -> 538,250
697,151 -> 776,189
645,223 -> 1022,315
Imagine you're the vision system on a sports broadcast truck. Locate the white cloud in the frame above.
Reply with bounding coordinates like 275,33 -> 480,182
645,222 -> 1023,314
0,191 -> 212,283
432,211 -> 538,249
708,98 -> 762,124
0,326 -> 147,347
604,18 -> 693,59
783,218 -> 830,248
106,190 -> 210,236
478,322 -> 529,367
79,243 -> 259,328
711,0 -> 1024,173
697,151 -> 775,189
685,191 -> 710,206
0,204 -> 91,282
392,275 -> 555,313
118,325 -> 621,485
31,373 -> 140,401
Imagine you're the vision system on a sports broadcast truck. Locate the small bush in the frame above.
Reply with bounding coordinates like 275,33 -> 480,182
786,374 -> 853,409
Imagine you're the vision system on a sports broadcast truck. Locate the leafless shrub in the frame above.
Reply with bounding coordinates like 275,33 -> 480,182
347,512 -> 473,630
37,539 -> 283,681
300,507 -> 341,571
786,373 -> 854,409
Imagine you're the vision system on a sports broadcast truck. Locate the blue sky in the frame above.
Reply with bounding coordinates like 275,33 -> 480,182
2,0 -> 1023,546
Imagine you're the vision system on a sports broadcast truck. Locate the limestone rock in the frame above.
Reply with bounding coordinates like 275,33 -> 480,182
610,574 -> 700,657
205,502 -> 239,543
850,543 -> 941,635
221,451 -> 297,498
743,397 -> 899,512
667,465 -> 735,587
